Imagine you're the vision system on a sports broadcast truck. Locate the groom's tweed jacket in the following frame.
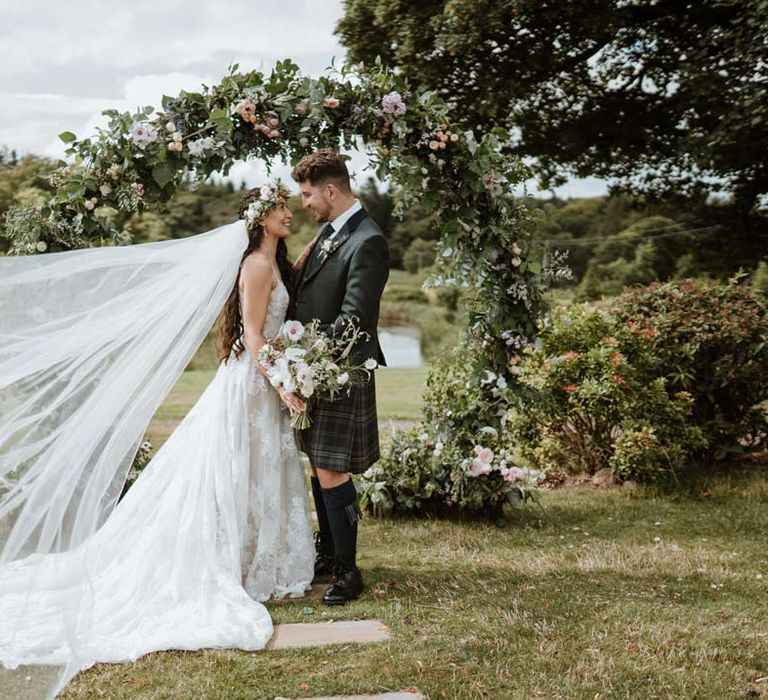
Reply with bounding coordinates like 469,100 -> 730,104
292,207 -> 390,473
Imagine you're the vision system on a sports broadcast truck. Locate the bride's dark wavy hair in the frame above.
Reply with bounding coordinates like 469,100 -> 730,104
216,188 -> 296,362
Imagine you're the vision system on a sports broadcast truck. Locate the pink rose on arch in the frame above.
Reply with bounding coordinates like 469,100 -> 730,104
477,447 -> 494,464
500,466 -> 526,482
482,172 -> 504,196
468,445 -> 494,477
381,91 -> 407,116
468,459 -> 492,477
324,97 -> 340,109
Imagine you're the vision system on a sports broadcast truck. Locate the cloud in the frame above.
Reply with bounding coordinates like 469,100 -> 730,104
0,0 -> 608,198
0,0 -> 346,158
521,176 -> 610,199
1,71 -> 218,157
0,0 -> 343,79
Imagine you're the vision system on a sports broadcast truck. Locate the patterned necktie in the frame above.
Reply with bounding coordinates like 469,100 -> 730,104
308,223 -> 334,269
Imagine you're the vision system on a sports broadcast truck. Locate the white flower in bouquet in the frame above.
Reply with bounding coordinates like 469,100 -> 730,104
270,357 -> 294,390
312,337 -> 330,353
298,377 -> 315,398
296,362 -> 315,397
279,320 -> 305,342
364,358 -> 378,370
325,361 -> 340,372
284,346 -> 307,362
337,372 -> 349,386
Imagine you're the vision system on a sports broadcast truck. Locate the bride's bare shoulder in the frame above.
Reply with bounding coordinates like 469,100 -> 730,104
238,253 -> 275,294
240,252 -> 272,278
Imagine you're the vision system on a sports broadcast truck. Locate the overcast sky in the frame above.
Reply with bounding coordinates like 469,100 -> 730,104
0,0 -> 608,199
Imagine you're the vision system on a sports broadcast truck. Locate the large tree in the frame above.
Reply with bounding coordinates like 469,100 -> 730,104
337,0 -> 768,215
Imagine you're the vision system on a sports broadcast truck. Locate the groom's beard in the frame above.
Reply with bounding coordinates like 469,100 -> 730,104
312,200 -> 332,224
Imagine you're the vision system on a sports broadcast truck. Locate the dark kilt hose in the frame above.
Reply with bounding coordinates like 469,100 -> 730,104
292,207 -> 389,475
298,374 -> 379,474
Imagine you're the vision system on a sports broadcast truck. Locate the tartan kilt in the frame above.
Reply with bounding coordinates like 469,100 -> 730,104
297,374 -> 380,474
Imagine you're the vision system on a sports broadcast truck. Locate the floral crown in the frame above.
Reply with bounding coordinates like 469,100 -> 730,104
243,179 -> 290,229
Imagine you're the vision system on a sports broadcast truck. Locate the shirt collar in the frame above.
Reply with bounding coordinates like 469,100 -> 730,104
328,200 -> 362,236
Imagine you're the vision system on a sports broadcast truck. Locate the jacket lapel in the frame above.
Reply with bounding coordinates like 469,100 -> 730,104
299,208 -> 368,289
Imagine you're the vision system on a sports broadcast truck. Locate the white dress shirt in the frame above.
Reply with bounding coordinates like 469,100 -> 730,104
326,199 -> 362,241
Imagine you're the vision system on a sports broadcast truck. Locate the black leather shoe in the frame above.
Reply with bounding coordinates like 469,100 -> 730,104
322,568 -> 363,606
312,532 -> 335,584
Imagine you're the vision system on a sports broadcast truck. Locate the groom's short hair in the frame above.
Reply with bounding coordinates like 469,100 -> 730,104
291,149 -> 351,193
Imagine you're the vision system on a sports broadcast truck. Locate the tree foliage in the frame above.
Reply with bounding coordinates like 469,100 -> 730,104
337,0 -> 768,213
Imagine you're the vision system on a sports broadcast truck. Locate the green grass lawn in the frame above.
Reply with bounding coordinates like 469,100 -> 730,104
62,468 -> 768,699
147,367 -> 428,449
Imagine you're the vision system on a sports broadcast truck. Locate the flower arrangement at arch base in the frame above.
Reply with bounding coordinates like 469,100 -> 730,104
360,424 -> 545,522
359,330 -> 547,522
258,318 -> 377,429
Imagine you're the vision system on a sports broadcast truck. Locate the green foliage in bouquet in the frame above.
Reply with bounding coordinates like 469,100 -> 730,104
613,277 -> 768,459
258,318 -> 376,429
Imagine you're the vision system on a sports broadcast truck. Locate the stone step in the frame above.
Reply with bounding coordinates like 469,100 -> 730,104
266,619 -> 390,650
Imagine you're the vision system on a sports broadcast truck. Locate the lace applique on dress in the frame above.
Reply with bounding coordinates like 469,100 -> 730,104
238,280 -> 314,600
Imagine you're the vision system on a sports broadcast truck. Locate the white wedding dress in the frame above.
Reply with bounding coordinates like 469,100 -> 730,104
0,223 -> 314,697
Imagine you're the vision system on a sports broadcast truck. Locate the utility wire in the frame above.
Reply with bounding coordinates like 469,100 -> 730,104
543,223 -> 721,247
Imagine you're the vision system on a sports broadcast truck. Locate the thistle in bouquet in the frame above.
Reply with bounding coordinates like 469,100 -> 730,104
258,317 -> 378,429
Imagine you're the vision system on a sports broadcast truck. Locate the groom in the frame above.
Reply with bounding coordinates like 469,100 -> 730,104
291,149 -> 389,606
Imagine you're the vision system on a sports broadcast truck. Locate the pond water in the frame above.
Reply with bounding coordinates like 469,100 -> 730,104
378,325 -> 424,368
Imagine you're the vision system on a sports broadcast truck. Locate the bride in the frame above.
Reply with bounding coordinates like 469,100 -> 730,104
0,181 -> 315,696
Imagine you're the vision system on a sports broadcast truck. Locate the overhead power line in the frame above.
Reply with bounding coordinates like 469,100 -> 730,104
543,223 -> 721,247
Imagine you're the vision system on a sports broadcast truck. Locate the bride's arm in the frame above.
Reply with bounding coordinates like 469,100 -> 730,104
240,255 -> 305,412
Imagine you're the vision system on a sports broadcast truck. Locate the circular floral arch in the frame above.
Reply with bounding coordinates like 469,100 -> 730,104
5,60 -> 563,516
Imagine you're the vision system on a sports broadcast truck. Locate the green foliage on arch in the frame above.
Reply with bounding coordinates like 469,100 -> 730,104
4,60 -> 554,324
3,60 -> 568,517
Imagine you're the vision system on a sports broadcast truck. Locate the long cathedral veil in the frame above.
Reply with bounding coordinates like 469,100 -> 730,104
0,219 -> 249,698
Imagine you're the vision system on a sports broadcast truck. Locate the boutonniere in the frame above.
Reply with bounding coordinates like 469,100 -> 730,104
318,236 -> 337,260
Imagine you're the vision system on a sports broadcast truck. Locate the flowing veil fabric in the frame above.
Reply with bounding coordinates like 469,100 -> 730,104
0,220 -> 253,697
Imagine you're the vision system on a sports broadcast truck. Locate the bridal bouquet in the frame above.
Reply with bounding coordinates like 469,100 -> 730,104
258,318 -> 377,429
